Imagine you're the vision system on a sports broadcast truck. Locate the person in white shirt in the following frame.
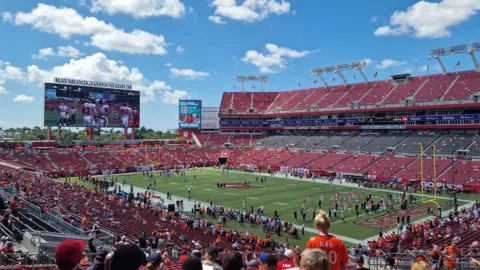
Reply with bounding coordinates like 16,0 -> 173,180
119,103 -> 132,128
97,99 -> 110,127
82,97 -> 97,128
58,103 -> 69,126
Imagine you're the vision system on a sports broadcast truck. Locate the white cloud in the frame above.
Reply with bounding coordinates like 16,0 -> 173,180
374,0 -> 480,38
165,63 -> 172,67
375,59 -> 407,69
24,52 -> 181,103
170,68 -> 210,80
90,29 -> 167,55
2,12 -> 13,22
210,0 -> 291,23
242,43 -> 313,73
162,89 -> 190,104
208,15 -> 227,24
58,46 -> 83,58
90,0 -> 186,18
13,94 -> 35,103
364,58 -> 373,65
32,46 -> 83,60
8,4 -> 168,55
0,86 -> 8,94
32,47 -> 55,60
176,45 -> 184,53
0,61 -> 25,93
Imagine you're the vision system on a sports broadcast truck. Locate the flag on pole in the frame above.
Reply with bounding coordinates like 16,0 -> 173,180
454,61 -> 460,68
298,82 -> 301,87
353,75 -> 356,80
373,72 -> 378,78
233,85 -> 236,90
252,85 -> 256,89
313,80 -> 318,84
332,77 -> 336,82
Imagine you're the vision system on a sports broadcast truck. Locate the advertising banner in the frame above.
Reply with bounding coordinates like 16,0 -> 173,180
201,107 -> 220,129
179,100 -> 201,129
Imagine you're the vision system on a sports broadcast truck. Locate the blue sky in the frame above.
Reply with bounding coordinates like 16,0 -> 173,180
0,0 -> 479,130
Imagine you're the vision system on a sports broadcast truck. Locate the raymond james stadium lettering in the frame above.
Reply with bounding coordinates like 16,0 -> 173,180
54,78 -> 132,90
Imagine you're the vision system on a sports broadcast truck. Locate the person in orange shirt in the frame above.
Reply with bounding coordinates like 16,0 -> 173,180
306,210 -> 349,270
445,242 -> 460,269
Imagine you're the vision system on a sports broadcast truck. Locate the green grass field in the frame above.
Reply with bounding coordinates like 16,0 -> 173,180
69,168 -> 472,243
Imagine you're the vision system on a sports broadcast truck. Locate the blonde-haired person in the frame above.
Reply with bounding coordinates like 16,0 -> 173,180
307,211 -> 349,270
411,260 -> 431,270
146,253 -> 165,270
299,248 -> 329,270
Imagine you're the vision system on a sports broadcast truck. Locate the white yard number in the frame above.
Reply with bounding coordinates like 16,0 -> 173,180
328,251 -> 337,265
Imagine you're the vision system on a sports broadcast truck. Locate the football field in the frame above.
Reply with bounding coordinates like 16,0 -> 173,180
105,168 -> 469,241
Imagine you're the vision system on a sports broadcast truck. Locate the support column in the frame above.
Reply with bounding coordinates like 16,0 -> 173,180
131,128 -> 136,140
57,126 -> 62,138
336,71 -> 348,85
48,127 -> 52,141
87,128 -> 93,140
317,75 -> 329,88
435,56 -> 447,73
468,51 -> 480,71
358,69 -> 369,83
124,128 -> 128,140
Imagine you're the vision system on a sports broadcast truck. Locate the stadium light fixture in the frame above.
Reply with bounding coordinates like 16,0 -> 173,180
236,75 -> 268,92
312,60 -> 369,87
428,42 -> 480,72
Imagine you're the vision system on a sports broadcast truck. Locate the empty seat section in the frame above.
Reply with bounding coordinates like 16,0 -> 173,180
395,134 -> 438,154
268,151 -> 300,166
252,92 -> 278,111
231,93 -> 252,112
316,86 -> 350,107
281,90 -> 312,110
441,160 -> 480,185
207,134 -> 229,146
229,135 -> 251,146
334,83 -> 372,107
444,71 -> 480,100
294,136 -> 330,150
220,92 -> 233,111
310,153 -> 350,170
401,158 -> 452,181
361,134 -> 408,153
267,91 -> 297,111
425,134 -> 474,155
382,78 -> 426,104
361,156 -> 415,178
331,155 -> 377,173
359,81 -> 394,105
296,88 -> 327,109
253,136 -> 284,147
287,152 -> 323,168
415,74 -> 455,102
338,135 -> 377,151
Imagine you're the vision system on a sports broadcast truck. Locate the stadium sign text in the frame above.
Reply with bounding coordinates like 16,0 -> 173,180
54,78 -> 132,90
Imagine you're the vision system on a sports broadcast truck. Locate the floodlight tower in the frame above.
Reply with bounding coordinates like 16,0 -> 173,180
428,42 -> 480,72
236,75 -> 268,92
312,60 -> 369,87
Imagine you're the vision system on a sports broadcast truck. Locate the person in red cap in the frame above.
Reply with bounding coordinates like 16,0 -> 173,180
55,239 -> 86,270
